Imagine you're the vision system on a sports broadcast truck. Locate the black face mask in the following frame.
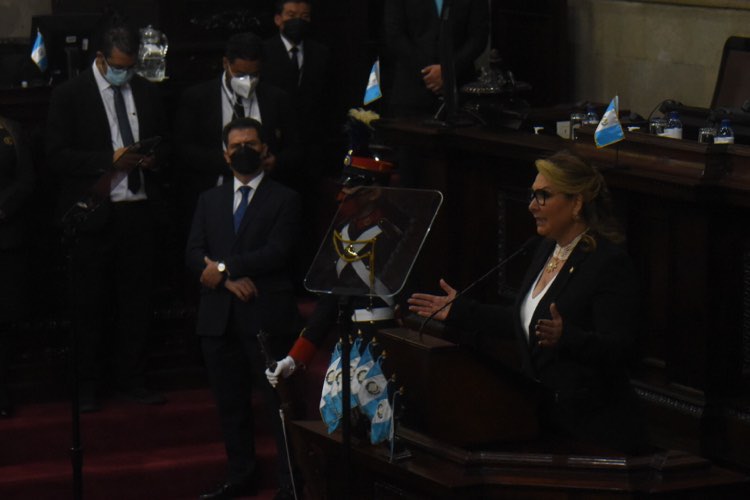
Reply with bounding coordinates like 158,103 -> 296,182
282,18 -> 310,45
230,145 -> 262,175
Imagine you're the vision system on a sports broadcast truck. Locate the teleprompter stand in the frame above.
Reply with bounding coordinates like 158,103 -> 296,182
304,186 -> 443,497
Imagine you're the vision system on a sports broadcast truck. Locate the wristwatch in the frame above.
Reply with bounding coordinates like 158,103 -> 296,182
217,261 -> 227,273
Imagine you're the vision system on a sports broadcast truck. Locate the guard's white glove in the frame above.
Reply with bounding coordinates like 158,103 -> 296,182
265,355 -> 296,387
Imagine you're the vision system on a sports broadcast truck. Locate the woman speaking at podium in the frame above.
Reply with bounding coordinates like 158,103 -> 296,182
408,150 -> 648,453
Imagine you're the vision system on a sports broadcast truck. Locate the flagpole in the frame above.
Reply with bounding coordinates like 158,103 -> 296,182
337,296 -> 353,498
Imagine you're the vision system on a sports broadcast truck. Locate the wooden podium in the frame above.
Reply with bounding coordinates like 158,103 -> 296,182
375,326 -> 539,447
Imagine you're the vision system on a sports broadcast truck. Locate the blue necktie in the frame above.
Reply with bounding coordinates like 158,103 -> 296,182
234,185 -> 251,233
435,0 -> 443,15
112,85 -> 140,193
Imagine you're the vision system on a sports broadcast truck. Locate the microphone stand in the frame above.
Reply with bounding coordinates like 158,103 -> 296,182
60,199 -> 100,500
419,238 -> 534,337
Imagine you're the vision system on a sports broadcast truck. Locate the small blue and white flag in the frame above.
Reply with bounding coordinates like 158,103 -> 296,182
358,356 -> 388,420
369,384 -> 393,445
351,340 -> 375,407
320,343 -> 342,433
31,30 -> 48,73
363,59 -> 382,105
347,336 -> 363,408
594,96 -> 625,148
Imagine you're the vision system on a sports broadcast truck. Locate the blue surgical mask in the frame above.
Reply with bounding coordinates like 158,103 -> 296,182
104,60 -> 134,87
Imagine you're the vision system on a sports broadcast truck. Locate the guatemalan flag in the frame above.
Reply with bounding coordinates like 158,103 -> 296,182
351,339 -> 375,408
369,382 -> 394,445
357,355 -> 388,421
31,30 -> 48,73
320,342 -> 342,433
363,59 -> 382,105
347,336 -> 363,409
594,96 -> 625,148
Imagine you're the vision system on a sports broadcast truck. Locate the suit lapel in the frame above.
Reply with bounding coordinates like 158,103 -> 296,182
528,241 -> 591,363
85,71 -> 113,145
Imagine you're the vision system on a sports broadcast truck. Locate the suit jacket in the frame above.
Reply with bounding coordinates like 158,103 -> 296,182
0,116 -> 34,249
185,176 -> 302,339
262,34 -> 333,179
175,77 -> 303,207
262,34 -> 331,125
383,0 -> 489,117
45,69 -> 168,230
448,235 -> 648,452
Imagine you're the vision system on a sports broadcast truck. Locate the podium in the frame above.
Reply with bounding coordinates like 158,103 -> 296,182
376,327 -> 538,446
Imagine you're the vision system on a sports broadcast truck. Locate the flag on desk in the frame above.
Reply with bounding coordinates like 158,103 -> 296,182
31,30 -> 48,73
347,336 -> 363,409
320,342 -> 342,433
594,96 -> 625,148
351,339 -> 375,408
363,59 -> 382,105
358,355 -> 388,421
369,381 -> 394,445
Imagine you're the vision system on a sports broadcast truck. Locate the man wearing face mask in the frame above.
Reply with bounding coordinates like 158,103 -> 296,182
262,0 -> 331,167
262,0 -> 334,295
175,32 -> 302,230
186,117 -> 302,500
46,20 -> 168,412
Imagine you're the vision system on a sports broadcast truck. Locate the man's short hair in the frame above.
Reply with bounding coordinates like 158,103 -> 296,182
222,117 -> 267,147
100,23 -> 139,58
275,0 -> 312,15
224,32 -> 263,63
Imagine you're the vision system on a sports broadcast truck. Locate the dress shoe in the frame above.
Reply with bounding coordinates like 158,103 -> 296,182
199,479 -> 257,499
0,404 -> 12,418
0,391 -> 12,418
118,386 -> 166,405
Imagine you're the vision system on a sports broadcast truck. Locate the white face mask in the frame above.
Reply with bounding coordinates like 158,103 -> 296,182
230,74 -> 258,99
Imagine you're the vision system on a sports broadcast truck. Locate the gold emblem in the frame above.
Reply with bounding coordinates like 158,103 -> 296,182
3,136 -> 13,146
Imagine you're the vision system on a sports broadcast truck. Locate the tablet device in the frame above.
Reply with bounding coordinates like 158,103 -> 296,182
125,136 -> 162,156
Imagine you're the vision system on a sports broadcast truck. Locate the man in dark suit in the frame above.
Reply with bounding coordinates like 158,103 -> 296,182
262,0 -> 334,290
175,32 -> 302,228
186,117 -> 301,499
262,0 -> 332,178
46,22 -> 168,412
383,0 -> 489,118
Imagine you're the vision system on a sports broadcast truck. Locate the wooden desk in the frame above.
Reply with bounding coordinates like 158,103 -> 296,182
290,419 -> 748,499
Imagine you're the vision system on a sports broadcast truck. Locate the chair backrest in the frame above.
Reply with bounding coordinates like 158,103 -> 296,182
711,36 -> 750,110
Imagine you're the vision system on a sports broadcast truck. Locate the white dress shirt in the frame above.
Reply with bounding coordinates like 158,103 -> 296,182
92,60 -> 146,202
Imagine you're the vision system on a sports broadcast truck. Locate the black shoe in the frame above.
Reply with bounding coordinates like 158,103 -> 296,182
199,479 -> 257,499
119,386 -> 167,405
0,404 -> 12,418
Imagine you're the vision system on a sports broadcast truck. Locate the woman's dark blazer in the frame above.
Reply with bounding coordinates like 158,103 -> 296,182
448,234 -> 648,452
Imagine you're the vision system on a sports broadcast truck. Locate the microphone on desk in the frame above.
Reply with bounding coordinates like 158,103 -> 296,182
646,99 -> 683,122
417,237 -> 537,337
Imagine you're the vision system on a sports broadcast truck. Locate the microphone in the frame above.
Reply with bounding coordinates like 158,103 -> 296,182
417,237 -> 537,336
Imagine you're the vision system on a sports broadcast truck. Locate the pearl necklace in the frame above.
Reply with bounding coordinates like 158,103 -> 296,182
545,232 -> 585,273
